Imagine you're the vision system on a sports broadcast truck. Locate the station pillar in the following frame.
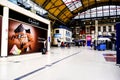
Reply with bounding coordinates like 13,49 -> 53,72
1,7 -> 9,57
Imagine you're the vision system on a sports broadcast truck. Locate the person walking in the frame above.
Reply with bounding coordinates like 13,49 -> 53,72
42,40 -> 47,54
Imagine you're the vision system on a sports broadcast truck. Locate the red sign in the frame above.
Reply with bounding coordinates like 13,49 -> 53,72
86,36 -> 92,41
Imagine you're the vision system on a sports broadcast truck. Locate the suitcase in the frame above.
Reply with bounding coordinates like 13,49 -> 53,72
97,43 -> 106,50
42,48 -> 47,54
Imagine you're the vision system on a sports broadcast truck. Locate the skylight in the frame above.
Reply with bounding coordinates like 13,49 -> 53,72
62,0 -> 82,11
74,5 -> 120,19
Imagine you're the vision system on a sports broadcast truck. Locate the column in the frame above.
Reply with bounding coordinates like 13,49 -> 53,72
95,20 -> 98,47
111,25 -> 114,32
1,7 -> 9,57
106,26 -> 108,32
47,22 -> 51,51
101,26 -> 103,32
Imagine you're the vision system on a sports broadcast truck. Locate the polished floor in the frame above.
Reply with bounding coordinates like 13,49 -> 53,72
0,46 -> 120,80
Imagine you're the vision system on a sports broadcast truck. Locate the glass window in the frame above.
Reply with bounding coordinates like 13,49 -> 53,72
62,0 -> 82,11
97,7 -> 102,17
9,0 -> 17,4
17,0 -> 23,3
108,26 -> 112,32
33,3 -> 47,16
91,8 -> 96,17
76,27 -> 80,34
66,31 -> 70,37
74,15 -> 79,19
86,27 -> 90,33
103,26 -> 106,32
114,25 -> 116,31
80,13 -> 85,18
73,5 -> 120,19
110,6 -> 116,16
74,13 -> 80,19
55,30 -> 59,33
85,10 -> 90,18
103,6 -> 109,16
98,26 -> 101,32
117,6 -> 120,15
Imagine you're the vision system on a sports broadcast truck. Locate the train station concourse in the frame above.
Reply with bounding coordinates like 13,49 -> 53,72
0,0 -> 120,80
0,47 -> 120,80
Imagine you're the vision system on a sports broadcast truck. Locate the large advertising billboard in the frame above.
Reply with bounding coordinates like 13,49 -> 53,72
8,19 -> 47,55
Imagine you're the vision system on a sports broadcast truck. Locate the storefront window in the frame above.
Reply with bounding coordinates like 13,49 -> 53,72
103,26 -> 106,32
55,30 -> 59,33
98,26 -> 101,32
108,26 -> 112,32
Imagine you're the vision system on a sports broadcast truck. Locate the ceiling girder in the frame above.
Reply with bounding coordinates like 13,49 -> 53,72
32,0 -> 120,25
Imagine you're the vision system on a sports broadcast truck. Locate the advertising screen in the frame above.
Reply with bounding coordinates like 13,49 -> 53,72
8,19 -> 47,55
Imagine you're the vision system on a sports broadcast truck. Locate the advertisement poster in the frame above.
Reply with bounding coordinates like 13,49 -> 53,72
0,16 -> 2,55
8,19 -> 47,55
86,36 -> 92,46
116,23 -> 120,64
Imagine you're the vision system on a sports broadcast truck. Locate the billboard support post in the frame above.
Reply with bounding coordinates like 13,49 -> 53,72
1,7 -> 9,57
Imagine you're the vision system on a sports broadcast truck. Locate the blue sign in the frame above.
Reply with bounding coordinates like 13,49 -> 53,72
116,23 -> 120,65
54,34 -> 61,38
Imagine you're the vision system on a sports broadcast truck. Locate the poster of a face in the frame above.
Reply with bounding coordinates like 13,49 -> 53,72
8,19 -> 47,55
0,16 -> 2,55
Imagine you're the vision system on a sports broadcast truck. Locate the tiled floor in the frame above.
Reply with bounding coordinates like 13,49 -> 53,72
0,46 -> 120,80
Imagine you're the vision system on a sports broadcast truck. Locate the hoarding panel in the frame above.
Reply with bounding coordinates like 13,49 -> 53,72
8,19 -> 47,55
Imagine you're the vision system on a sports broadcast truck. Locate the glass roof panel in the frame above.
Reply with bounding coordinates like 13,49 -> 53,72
97,6 -> 103,17
80,13 -> 85,18
103,6 -> 109,16
110,6 -> 116,16
74,5 -> 120,19
85,10 -> 90,18
62,0 -> 82,11
34,4 -> 47,15
91,8 -> 96,17
117,6 -> 120,15
74,15 -> 79,19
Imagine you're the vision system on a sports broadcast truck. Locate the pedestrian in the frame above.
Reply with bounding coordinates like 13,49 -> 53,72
42,40 -> 47,54
61,42 -> 65,48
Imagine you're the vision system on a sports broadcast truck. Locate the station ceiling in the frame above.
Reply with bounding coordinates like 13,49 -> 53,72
32,0 -> 120,25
